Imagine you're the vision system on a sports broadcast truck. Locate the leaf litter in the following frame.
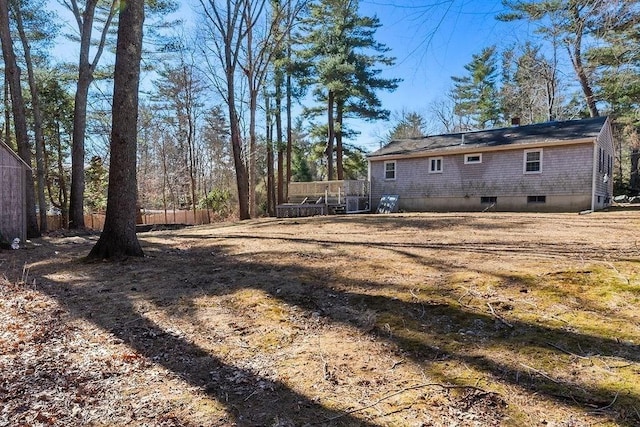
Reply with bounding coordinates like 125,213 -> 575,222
1,211 -> 639,426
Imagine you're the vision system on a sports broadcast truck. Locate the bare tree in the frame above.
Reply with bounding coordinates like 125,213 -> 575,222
242,0 -> 300,216
199,0 -> 302,218
199,0 -> 251,219
153,48 -> 206,216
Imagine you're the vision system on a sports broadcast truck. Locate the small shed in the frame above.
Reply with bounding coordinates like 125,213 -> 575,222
0,141 -> 29,242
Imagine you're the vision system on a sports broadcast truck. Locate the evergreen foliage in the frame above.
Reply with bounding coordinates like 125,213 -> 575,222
387,111 -> 428,141
85,156 -> 108,213
296,0 -> 399,179
451,46 -> 501,130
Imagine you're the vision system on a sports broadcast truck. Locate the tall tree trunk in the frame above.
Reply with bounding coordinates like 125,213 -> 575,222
265,95 -> 275,216
55,124 -> 69,227
14,1 -> 47,232
3,74 -> 9,147
245,7 -> 257,219
285,3 -> 292,200
326,90 -> 335,181
285,64 -> 292,198
275,69 -> 284,204
88,0 -> 144,259
69,75 -> 90,228
568,43 -> 598,118
248,87 -> 258,218
206,0 -> 250,220
68,0 -> 117,229
631,148 -> 640,194
568,5 -> 598,118
45,122 -> 69,228
0,0 -> 39,238
336,98 -> 344,180
545,38 -> 559,122
69,0 -> 97,229
184,68 -> 198,217
229,98 -> 250,220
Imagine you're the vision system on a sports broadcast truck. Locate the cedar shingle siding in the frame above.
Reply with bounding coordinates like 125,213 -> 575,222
368,117 -> 614,212
0,142 -> 28,241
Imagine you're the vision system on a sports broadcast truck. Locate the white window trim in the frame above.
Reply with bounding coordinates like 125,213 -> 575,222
523,149 -> 543,174
464,153 -> 482,164
384,160 -> 396,180
429,156 -> 443,174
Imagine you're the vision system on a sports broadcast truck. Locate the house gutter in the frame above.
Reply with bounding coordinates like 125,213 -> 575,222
368,137 -> 596,162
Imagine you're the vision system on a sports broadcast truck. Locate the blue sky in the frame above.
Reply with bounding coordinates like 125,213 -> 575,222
350,0 -> 532,150
177,0 -> 543,151
52,0 -> 542,153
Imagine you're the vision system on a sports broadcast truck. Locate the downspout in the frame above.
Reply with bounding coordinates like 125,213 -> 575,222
367,159 -> 372,212
591,138 -> 597,211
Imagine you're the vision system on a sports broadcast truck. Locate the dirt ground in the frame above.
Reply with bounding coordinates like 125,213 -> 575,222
1,211 -> 640,426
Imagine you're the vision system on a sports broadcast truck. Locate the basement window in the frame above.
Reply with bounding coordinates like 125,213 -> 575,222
464,153 -> 482,164
527,195 -> 546,203
524,149 -> 542,174
384,161 -> 396,180
481,196 -> 497,204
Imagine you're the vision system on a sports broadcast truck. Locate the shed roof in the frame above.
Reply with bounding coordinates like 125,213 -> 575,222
368,116 -> 608,159
0,140 -> 31,170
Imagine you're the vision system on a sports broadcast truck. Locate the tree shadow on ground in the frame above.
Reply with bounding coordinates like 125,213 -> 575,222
24,219 -> 640,426
34,259 -> 376,427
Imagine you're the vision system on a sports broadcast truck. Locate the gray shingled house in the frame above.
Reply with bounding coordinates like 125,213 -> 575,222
367,116 -> 614,212
0,141 -> 29,242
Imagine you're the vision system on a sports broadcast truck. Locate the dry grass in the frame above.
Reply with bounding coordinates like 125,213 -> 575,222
1,211 -> 640,426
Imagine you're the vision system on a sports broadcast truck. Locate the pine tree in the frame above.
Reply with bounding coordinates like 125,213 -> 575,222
39,74 -> 74,227
387,111 -> 427,141
85,156 -> 108,213
297,0 -> 399,180
499,0 -> 639,119
588,15 -> 640,193
451,46 -> 501,130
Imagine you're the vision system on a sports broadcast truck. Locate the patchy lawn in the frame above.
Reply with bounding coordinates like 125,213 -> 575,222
1,211 -> 640,426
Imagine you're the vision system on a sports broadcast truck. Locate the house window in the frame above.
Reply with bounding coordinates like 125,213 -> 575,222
464,153 -> 482,164
429,157 -> 443,173
598,148 -> 603,173
527,195 -> 546,203
524,149 -> 542,174
481,196 -> 497,204
384,161 -> 396,180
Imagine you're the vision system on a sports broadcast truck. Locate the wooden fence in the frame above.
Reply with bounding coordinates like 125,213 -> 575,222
45,209 -> 218,232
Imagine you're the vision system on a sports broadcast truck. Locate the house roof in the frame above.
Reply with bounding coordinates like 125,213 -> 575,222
368,116 -> 608,160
